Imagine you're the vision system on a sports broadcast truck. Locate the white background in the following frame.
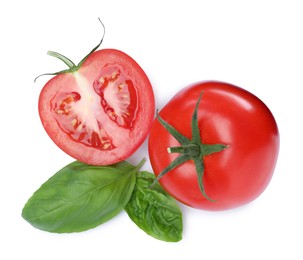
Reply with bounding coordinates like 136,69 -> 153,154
1,0 -> 302,259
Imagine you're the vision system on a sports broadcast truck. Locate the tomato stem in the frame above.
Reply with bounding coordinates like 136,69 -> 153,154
168,144 -> 201,157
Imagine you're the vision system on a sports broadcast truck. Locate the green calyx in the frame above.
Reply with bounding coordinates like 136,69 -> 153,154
34,18 -> 105,82
151,92 -> 228,202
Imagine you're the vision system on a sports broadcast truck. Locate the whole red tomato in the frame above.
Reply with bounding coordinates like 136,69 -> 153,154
38,21 -> 154,165
148,81 -> 279,210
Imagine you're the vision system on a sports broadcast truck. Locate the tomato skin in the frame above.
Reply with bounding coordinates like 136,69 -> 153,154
39,49 -> 154,165
148,81 -> 279,210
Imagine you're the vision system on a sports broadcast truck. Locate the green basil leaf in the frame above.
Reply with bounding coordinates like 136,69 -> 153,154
125,171 -> 183,242
22,160 -> 141,233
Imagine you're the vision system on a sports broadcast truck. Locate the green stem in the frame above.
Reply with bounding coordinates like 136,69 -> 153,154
167,146 -> 185,153
168,144 -> 201,157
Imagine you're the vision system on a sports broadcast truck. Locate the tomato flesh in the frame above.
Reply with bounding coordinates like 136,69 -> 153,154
93,64 -> 138,129
51,90 -> 113,150
39,49 -> 154,165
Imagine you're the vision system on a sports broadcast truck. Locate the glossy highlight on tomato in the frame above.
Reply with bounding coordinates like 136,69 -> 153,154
148,81 -> 279,211
39,48 -> 155,165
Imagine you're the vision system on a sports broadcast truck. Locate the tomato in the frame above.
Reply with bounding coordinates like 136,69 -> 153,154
38,39 -> 154,165
148,81 -> 279,211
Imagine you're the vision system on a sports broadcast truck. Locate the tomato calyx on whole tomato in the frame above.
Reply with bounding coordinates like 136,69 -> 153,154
148,81 -> 279,210
151,92 -> 228,201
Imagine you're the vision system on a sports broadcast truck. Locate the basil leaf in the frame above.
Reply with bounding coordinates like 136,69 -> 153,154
125,171 -> 183,242
22,160 -> 140,233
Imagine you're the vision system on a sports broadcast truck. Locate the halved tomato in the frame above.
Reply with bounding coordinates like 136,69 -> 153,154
39,48 -> 154,165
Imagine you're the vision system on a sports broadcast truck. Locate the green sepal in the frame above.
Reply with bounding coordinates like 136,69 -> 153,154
76,18 -> 105,68
156,111 -> 191,145
150,154 -> 190,188
201,144 -> 229,156
193,158 -> 215,202
191,92 -> 203,144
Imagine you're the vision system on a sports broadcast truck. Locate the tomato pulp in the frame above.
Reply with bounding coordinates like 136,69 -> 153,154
148,81 -> 279,210
39,49 -> 155,165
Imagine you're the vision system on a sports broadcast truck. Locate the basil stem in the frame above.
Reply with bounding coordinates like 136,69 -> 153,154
125,171 -> 183,242
22,160 -> 144,233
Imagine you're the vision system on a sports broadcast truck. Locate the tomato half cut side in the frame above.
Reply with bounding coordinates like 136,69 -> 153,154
39,49 -> 155,165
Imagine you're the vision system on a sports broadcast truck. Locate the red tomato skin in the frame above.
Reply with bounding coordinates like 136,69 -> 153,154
39,49 -> 155,165
148,81 -> 279,211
